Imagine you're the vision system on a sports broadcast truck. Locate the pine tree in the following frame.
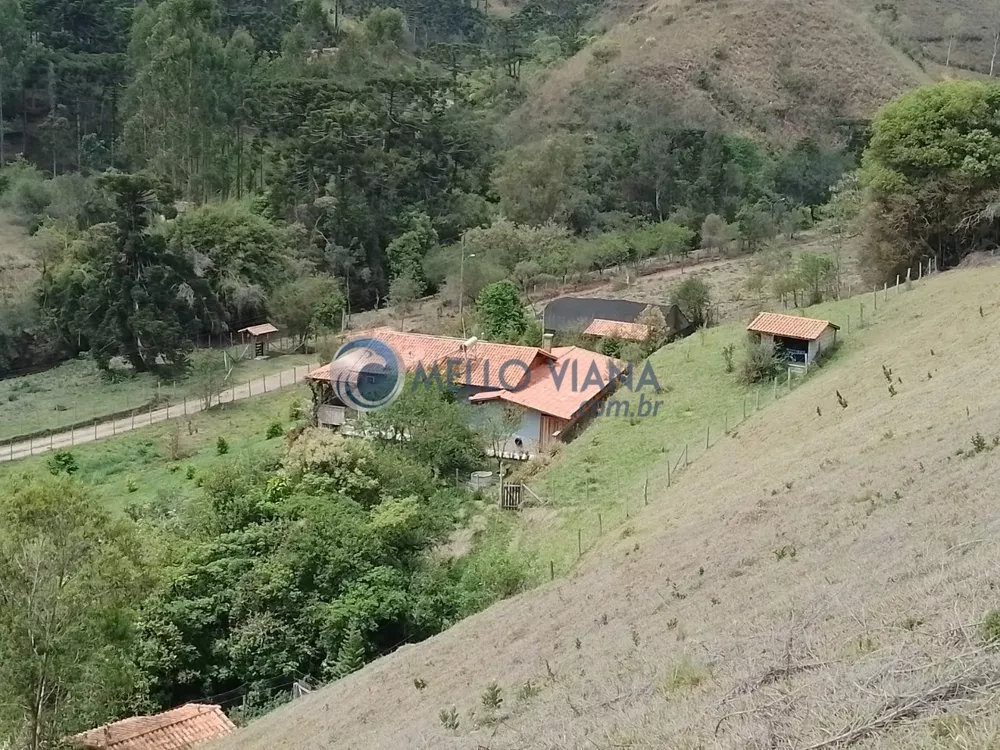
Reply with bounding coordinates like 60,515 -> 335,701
334,621 -> 366,678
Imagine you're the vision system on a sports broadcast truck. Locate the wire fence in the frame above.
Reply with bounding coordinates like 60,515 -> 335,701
522,256 -> 940,580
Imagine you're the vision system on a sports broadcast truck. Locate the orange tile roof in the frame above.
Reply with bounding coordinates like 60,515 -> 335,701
583,318 -> 650,341
746,312 -> 838,341
71,704 -> 235,750
309,328 -> 552,389
469,346 -> 626,421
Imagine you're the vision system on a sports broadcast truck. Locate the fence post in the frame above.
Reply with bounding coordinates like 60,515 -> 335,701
550,561 -> 555,581
577,528 -> 582,558
884,282 -> 888,301
644,473 -> 649,505
755,388 -> 760,411
919,261 -> 923,281
684,443 -> 688,466
149,406 -> 153,425
725,412 -> 729,434
280,370 -> 283,388
743,397 -> 746,420
131,411 -> 135,430
71,426 -> 74,446
788,367 -> 792,392
49,432 -> 53,450
598,512 -> 603,535
873,286 -> 877,311
705,424 -> 710,449
247,380 -> 252,397
846,314 -> 851,334
895,274 -> 900,294
773,377 -> 778,400
667,458 -> 671,486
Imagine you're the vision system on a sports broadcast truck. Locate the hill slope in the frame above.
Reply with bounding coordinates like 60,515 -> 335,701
214,264 -> 1000,749
509,0 -> 935,144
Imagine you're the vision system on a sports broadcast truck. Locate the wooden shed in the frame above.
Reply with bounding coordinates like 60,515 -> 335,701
239,323 -> 279,358
746,312 -> 839,365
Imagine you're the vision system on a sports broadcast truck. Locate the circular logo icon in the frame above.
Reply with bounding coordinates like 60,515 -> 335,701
330,337 -> 404,412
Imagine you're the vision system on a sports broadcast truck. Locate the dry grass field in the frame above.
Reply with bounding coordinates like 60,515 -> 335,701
213,264 -> 1000,749
507,0 -> 930,144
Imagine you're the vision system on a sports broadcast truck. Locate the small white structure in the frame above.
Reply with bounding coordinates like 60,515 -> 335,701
746,312 -> 838,365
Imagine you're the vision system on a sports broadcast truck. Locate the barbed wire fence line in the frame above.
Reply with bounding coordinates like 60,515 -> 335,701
530,257 -> 938,580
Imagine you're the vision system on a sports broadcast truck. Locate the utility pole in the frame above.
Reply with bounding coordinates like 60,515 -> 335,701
459,238 -> 475,339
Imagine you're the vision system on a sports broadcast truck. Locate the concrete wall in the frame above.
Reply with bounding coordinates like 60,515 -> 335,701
807,327 -> 837,363
471,401 -> 542,458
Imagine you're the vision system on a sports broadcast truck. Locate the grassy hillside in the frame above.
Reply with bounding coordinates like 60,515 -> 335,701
213,262 -> 1000,749
0,388 -> 305,514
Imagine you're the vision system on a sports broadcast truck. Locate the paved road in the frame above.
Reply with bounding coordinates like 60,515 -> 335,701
0,365 -> 311,464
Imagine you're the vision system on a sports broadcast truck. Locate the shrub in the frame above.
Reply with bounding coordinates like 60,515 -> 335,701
972,432 -> 988,454
288,399 -> 303,422
185,466 -> 196,480
125,476 -> 139,493
740,336 -> 780,384
981,609 -> 1000,644
216,436 -> 229,455
481,682 -> 503,710
47,450 -> 78,476
266,421 -> 284,440
439,707 -> 460,731
722,344 -> 735,373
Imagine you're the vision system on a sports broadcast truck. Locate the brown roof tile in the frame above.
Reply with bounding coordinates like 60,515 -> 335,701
71,704 -> 235,750
583,318 -> 650,341
746,312 -> 838,341
469,346 -> 626,421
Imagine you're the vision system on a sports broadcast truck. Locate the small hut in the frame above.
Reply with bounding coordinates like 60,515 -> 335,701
239,323 -> 279,358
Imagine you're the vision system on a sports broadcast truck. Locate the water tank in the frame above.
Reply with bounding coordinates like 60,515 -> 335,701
469,471 -> 494,489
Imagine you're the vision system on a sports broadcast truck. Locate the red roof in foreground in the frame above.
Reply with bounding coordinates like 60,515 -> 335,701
71,704 -> 235,750
308,328 -> 553,389
746,312 -> 838,341
469,346 -> 625,421
583,318 -> 650,341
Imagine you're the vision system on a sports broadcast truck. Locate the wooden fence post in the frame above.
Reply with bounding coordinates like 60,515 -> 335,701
743,397 -> 747,420
787,367 -> 792,392
705,424 -> 710,449
773,377 -> 778,400
725,412 -> 729,434
895,274 -> 900,294
598,512 -> 603,535
684,443 -> 688,466
644,473 -> 649,505
755,388 -> 760,411
550,561 -> 555,581
577,528 -> 582,558
846,314 -> 850,334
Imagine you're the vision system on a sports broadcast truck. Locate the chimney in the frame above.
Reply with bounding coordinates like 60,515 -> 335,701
542,333 -> 554,352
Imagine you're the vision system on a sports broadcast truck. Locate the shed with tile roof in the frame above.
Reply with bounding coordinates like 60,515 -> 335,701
70,703 -> 235,750
746,312 -> 839,365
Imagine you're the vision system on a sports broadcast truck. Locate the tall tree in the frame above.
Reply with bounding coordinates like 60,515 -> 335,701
42,172 -> 219,371
0,477 -> 146,749
0,0 -> 28,165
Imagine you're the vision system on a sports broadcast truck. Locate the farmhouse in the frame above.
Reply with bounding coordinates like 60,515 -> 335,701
540,297 -> 694,341
70,703 -> 235,749
307,328 -> 627,455
746,312 -> 839,365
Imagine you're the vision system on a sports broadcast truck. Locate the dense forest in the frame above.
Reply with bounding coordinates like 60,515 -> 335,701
0,0 -> 857,375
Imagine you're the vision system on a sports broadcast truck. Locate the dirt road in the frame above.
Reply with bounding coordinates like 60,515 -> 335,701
0,365 -> 310,463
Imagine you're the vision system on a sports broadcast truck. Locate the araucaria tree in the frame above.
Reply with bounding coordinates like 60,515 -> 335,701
42,173 -> 218,372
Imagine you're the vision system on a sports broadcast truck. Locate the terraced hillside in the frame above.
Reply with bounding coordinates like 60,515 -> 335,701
214,263 -> 1000,749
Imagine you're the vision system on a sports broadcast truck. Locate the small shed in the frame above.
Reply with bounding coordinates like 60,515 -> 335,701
746,312 -> 839,365
239,322 -> 279,358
